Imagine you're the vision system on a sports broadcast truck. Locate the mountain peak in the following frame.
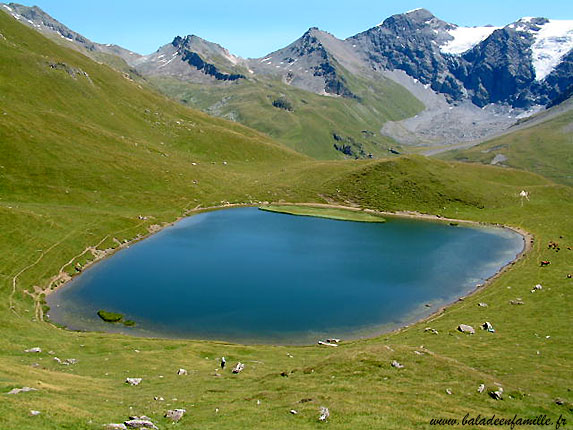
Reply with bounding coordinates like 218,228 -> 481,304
404,8 -> 435,19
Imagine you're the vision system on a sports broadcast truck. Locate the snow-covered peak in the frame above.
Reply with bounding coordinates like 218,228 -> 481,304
440,25 -> 500,55
528,19 -> 573,80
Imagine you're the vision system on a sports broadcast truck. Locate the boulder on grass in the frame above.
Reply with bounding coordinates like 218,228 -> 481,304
125,378 -> 142,386
457,324 -> 475,334
165,409 -> 186,422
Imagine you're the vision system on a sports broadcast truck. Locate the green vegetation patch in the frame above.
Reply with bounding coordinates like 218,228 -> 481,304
96,310 -> 124,323
259,204 -> 386,223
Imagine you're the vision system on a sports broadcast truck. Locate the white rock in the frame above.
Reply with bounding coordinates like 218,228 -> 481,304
24,347 -> 42,353
177,368 -> 188,375
7,387 -> 37,395
125,378 -> 142,386
319,406 -> 330,422
103,424 -> 127,430
165,408 -> 186,422
124,419 -> 157,429
232,362 -> 245,374
457,324 -> 475,334
478,384 -> 485,393
391,360 -> 404,369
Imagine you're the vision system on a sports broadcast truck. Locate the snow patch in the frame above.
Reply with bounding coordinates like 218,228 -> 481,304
158,55 -> 177,68
529,19 -> 573,80
223,51 -> 239,65
260,57 -> 272,63
441,25 -> 500,54
2,4 -> 12,12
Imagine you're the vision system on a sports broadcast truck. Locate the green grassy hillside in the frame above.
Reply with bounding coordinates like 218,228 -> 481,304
440,103 -> 573,186
149,69 -> 424,160
0,10 -> 572,430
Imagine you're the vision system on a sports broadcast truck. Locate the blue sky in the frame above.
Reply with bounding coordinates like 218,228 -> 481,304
13,0 -> 573,57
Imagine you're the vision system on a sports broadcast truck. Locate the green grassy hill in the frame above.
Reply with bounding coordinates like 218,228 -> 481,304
149,68 -> 424,160
0,10 -> 572,430
439,101 -> 573,186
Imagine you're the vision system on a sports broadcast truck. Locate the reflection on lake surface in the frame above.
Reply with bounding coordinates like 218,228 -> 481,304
47,207 -> 524,344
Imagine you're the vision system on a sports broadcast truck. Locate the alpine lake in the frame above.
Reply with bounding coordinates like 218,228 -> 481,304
47,207 -> 524,345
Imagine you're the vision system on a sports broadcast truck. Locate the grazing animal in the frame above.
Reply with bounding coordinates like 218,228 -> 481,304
540,260 -> 551,267
221,357 -> 226,369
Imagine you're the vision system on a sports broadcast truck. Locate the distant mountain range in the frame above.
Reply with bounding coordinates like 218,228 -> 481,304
3,3 -> 572,156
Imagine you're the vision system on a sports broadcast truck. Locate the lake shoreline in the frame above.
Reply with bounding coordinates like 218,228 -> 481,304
42,201 -> 531,345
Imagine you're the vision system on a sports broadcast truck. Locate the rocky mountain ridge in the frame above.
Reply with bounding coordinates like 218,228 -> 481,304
4,3 -> 571,110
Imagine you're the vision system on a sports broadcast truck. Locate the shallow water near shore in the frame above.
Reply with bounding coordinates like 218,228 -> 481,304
47,207 -> 524,344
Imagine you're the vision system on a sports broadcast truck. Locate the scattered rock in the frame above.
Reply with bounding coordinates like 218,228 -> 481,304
24,347 -> 42,353
478,384 -> 485,393
165,409 -> 186,422
154,396 -> 164,401
391,360 -> 404,369
177,368 -> 188,376
531,284 -> 543,293
457,324 -> 475,334
424,327 -> 439,335
280,371 -> 289,377
446,388 -> 452,395
509,299 -> 524,305
125,378 -> 142,386
299,398 -> 313,403
318,340 -> 338,347
232,362 -> 245,374
54,357 -> 78,365
319,406 -> 330,422
104,424 -> 127,430
7,387 -> 37,395
124,419 -> 157,429
555,398 -> 565,405
29,410 -> 41,416
489,387 -> 504,400
290,409 -> 298,415
325,338 -> 340,344
481,321 -> 495,333
478,303 -> 488,307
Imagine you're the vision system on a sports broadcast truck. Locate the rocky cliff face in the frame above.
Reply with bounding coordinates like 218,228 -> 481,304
349,9 -> 465,101
172,36 -> 245,81
248,28 -> 355,97
4,3 -> 572,111
348,10 -> 573,109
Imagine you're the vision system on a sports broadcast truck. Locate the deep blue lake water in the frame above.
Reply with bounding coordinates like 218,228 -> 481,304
47,207 -> 524,344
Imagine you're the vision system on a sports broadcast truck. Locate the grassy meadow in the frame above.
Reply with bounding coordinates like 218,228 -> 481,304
0,9 -> 572,430
148,70 -> 423,160
441,103 -> 573,186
